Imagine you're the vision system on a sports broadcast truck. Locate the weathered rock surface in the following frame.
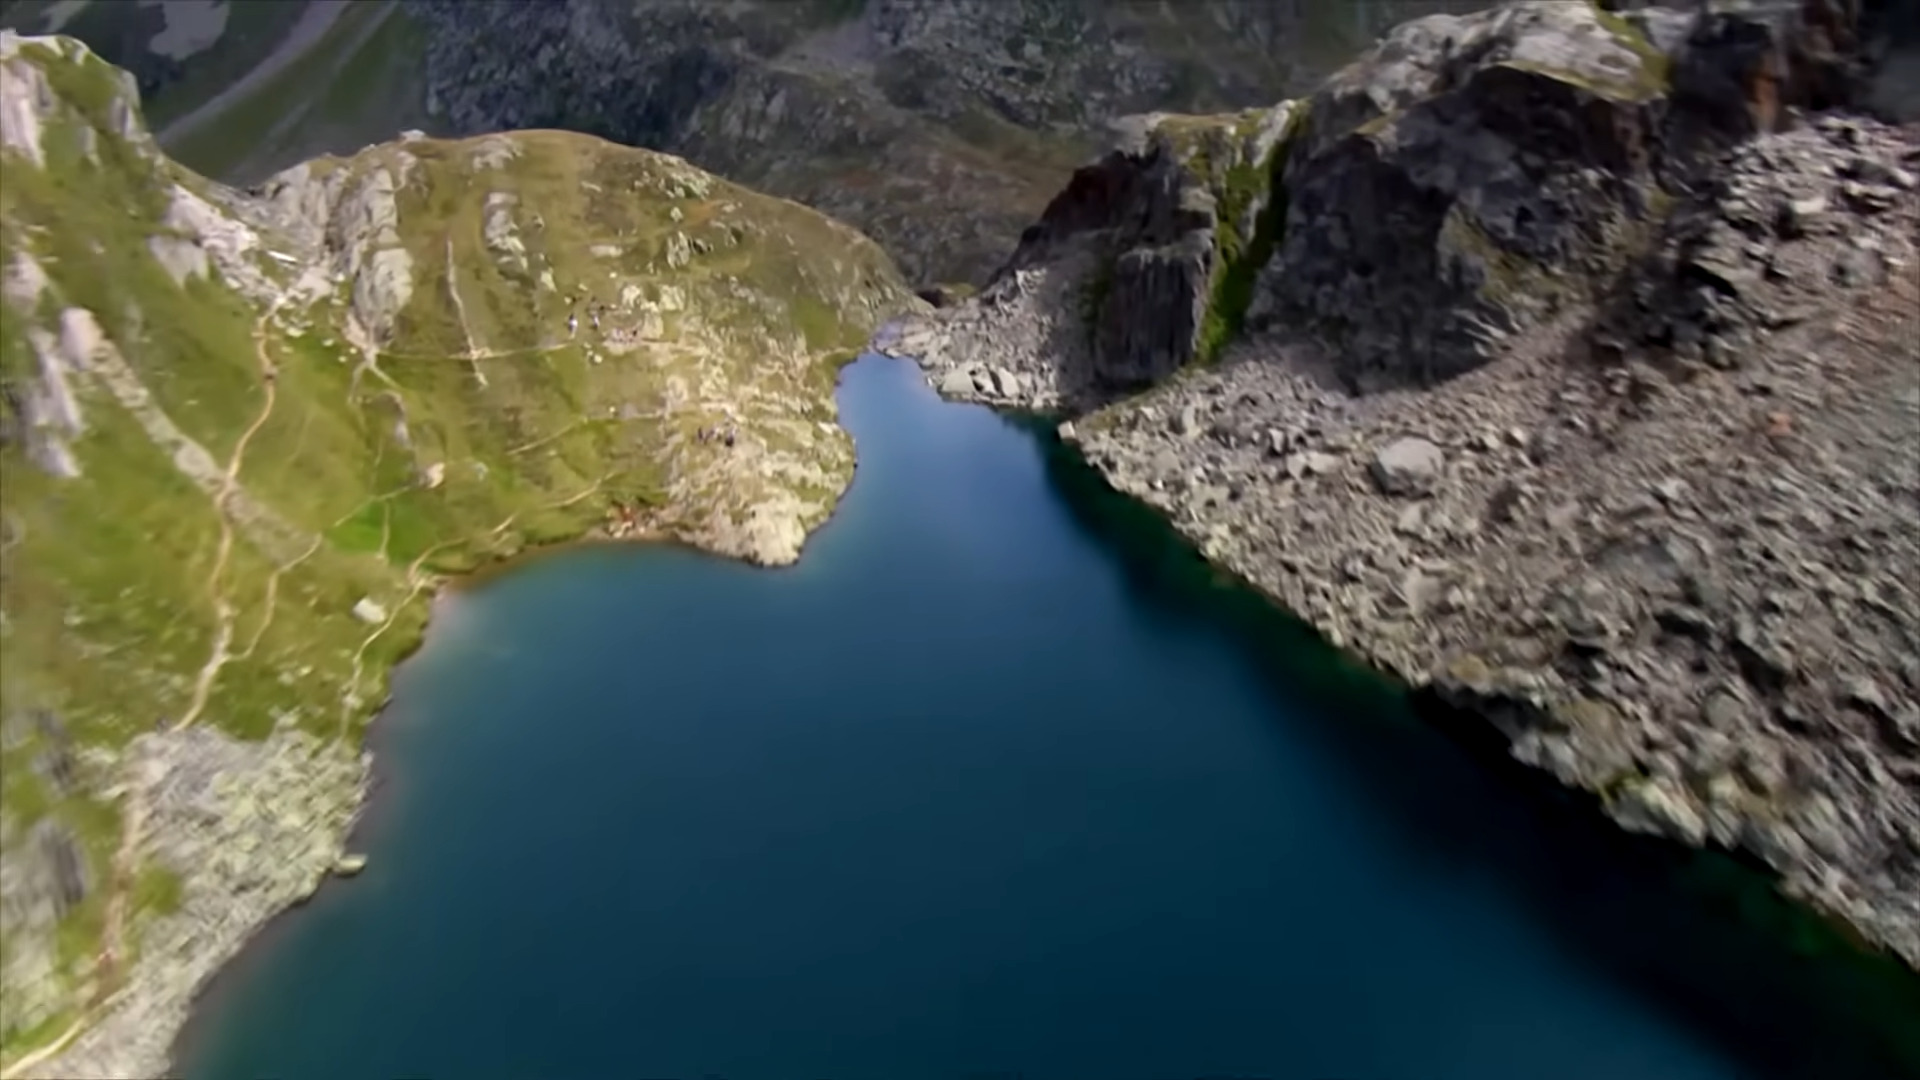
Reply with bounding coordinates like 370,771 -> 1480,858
877,100 -> 1304,408
398,0 -> 1484,287
23,726 -> 368,1080
892,0 -> 1920,969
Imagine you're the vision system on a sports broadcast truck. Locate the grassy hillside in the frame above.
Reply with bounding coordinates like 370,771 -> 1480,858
0,31 -> 914,1073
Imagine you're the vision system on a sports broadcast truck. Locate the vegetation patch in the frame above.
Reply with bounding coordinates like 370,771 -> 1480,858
1194,104 -> 1309,367
1587,1 -> 1674,96
1079,253 -> 1116,349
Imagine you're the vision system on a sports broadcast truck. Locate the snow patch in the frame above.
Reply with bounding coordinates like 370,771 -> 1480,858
138,0 -> 230,62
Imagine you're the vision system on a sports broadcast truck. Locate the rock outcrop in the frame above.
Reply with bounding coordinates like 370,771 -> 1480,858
0,31 -> 915,1077
397,0 -> 1494,287
887,0 -> 1920,970
882,100 -> 1304,408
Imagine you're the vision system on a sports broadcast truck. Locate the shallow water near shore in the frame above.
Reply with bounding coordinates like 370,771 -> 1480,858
177,355 -> 1918,1080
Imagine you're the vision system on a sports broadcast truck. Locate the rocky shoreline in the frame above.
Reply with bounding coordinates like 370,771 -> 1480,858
881,1 -> 1920,969
9,728 -> 368,1079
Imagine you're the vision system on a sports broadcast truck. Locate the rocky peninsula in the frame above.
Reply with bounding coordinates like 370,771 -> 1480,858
885,0 -> 1920,969
0,31 -> 915,1077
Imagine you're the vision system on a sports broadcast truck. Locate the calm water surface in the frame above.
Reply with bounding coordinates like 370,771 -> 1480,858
181,356 -> 1917,1080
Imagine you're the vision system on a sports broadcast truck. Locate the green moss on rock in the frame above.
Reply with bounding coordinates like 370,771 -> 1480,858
1194,102 -> 1308,367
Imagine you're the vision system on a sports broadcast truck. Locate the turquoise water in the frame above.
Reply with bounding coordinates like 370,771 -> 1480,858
180,356 -> 1917,1080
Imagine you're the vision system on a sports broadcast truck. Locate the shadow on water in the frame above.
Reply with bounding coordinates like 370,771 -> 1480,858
1025,416 -> 1920,1080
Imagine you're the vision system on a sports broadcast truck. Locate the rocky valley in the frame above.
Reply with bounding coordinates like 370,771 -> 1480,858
0,0 -> 1918,1076
0,29 -> 913,1076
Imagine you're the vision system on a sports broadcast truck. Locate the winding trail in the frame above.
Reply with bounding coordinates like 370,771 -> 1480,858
171,311 -> 283,734
92,757 -> 155,1010
381,342 -> 571,363
0,314 -> 289,1080
445,238 -> 489,388
335,510 -> 512,741
0,1016 -> 86,1080
333,469 -> 611,742
237,535 -> 326,663
9,313 -> 304,1080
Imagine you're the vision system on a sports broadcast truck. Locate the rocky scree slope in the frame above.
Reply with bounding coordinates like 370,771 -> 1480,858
401,0 -> 1503,289
0,31 -> 914,1078
883,0 -> 1920,973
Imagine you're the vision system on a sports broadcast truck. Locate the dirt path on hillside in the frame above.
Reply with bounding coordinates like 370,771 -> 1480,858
171,309 -> 284,734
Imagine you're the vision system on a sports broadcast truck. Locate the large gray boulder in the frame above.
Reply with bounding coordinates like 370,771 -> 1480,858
1371,437 -> 1446,497
1256,0 -> 1874,392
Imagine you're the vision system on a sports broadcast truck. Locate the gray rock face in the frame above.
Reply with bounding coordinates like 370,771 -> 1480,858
902,1 -> 1867,404
879,100 -> 1301,406
1087,112 -> 1920,965
396,0 -> 1369,285
1371,437 -> 1445,497
25,726 -> 368,1080
1257,0 -> 1875,391
1096,230 -> 1213,389
898,0 -> 1920,969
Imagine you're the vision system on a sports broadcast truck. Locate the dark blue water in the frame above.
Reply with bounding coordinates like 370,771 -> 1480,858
181,356 -> 1918,1080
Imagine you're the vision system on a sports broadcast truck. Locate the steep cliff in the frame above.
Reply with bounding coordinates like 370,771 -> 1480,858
886,0 -> 1920,977
399,0 -> 1332,287
0,30 -> 915,1077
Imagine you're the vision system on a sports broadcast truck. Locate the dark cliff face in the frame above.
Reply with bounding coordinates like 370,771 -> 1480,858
964,0 -> 1883,399
1256,0 -> 1885,393
970,105 -> 1301,394
901,0 -> 1893,410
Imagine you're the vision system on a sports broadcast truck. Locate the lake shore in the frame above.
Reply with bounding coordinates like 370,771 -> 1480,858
170,355 -> 1920,1078
150,356 -> 1920,1079
877,3 -> 1920,977
18,423 -> 871,1080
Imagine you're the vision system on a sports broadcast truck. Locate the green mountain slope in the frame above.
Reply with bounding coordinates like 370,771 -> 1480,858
0,30 -> 914,1076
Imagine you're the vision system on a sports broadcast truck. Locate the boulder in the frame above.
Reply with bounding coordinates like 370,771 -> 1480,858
1371,437 -> 1446,496
1260,0 -> 1876,391
937,368 -> 976,397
